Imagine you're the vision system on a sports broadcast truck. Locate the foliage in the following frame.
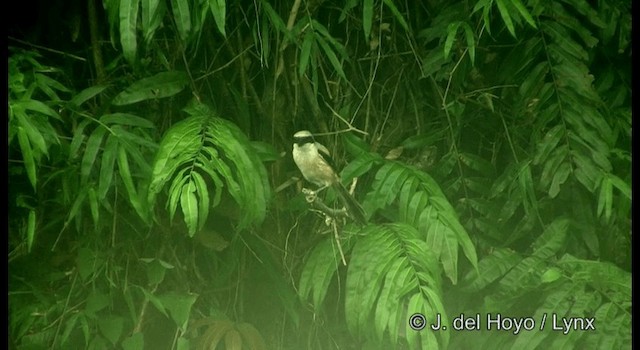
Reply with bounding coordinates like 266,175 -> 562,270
8,0 -> 630,349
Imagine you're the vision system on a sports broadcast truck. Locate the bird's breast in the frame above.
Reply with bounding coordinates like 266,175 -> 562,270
293,146 -> 336,187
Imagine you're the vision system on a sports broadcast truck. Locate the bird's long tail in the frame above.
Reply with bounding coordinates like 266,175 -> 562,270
334,183 -> 367,225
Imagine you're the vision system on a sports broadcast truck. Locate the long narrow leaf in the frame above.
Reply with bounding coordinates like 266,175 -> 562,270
180,180 -> 198,237
363,0 -> 373,40
113,71 -> 189,105
382,0 -> 409,32
141,0 -> 164,42
16,113 -> 48,158
495,0 -> 516,37
69,85 -> 109,109
170,0 -> 191,42
120,0 -> 140,64
27,210 -> 36,252
510,0 -> 537,29
315,36 -> 347,80
81,126 -> 108,183
118,147 -> 148,222
209,0 -> 226,37
100,113 -> 156,128
98,134 -> 119,201
298,31 -> 314,77
444,22 -> 461,59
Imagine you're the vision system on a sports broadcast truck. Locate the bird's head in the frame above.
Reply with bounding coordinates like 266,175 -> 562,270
293,130 -> 315,146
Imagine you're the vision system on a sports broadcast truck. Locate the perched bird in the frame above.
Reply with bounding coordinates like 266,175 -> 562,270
292,130 -> 366,224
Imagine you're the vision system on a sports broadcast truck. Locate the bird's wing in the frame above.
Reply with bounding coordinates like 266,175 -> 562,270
315,141 -> 339,173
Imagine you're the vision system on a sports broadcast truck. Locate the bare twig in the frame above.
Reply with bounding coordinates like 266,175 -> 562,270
332,221 -> 347,266
9,37 -> 86,61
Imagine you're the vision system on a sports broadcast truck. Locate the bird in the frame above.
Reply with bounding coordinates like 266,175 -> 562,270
292,130 -> 366,224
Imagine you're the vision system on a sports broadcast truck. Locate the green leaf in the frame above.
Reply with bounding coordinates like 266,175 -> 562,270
421,48 -> 447,77
76,246 -> 102,282
597,175 -> 612,221
365,162 -> 408,213
382,0 -> 409,32
540,267 -> 562,283
533,125 -> 564,165
100,113 -> 155,128
26,210 -> 36,252
15,112 -> 49,157
191,171 -> 209,230
609,174 -> 631,200
35,73 -> 70,99
495,0 -> 516,37
432,197 -> 478,269
444,21 -> 462,59
170,0 -> 191,42
122,333 -> 144,350
339,0 -> 359,23
298,31 -> 314,77
145,259 -> 167,285
139,286 -> 168,318
374,258 -> 405,340
572,151 -> 601,192
21,99 -> 62,120
299,238 -> 353,308
462,22 -> 476,64
148,118 -> 202,204
532,218 -> 569,258
180,179 -> 199,237
341,151 -> 382,183
85,292 -> 111,314
69,120 -> 91,160
118,146 -> 148,222
158,292 -> 198,331
315,35 -> 347,80
260,0 -> 288,38
460,248 -> 522,292
548,162 -> 571,198
209,0 -> 226,37
60,314 -> 80,346
509,0 -> 537,28
120,0 -> 140,64
17,126 -> 37,190
167,168 -> 192,221
459,152 -> 494,176
141,0 -> 164,43
69,85 -> 109,109
345,229 -> 400,336
112,71 -> 189,105
111,125 -> 158,151
88,187 -> 100,228
99,316 -> 124,345
81,126 -> 108,183
309,20 -> 348,58
98,135 -> 119,200
540,146 -> 568,189
150,103 -> 269,230
439,225 -> 459,284
66,189 -> 89,235
363,0 -> 373,40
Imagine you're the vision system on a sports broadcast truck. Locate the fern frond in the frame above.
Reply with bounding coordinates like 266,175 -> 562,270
365,161 -> 478,283
459,248 -> 522,293
148,101 -> 270,235
298,236 -> 356,309
485,218 -> 568,309
344,223 -> 448,349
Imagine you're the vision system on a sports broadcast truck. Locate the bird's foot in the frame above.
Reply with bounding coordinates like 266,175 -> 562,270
302,188 -> 317,203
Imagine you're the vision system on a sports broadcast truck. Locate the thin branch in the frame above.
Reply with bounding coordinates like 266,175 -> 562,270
9,37 -> 87,61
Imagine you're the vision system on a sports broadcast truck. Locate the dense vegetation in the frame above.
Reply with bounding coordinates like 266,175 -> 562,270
8,0 -> 630,349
